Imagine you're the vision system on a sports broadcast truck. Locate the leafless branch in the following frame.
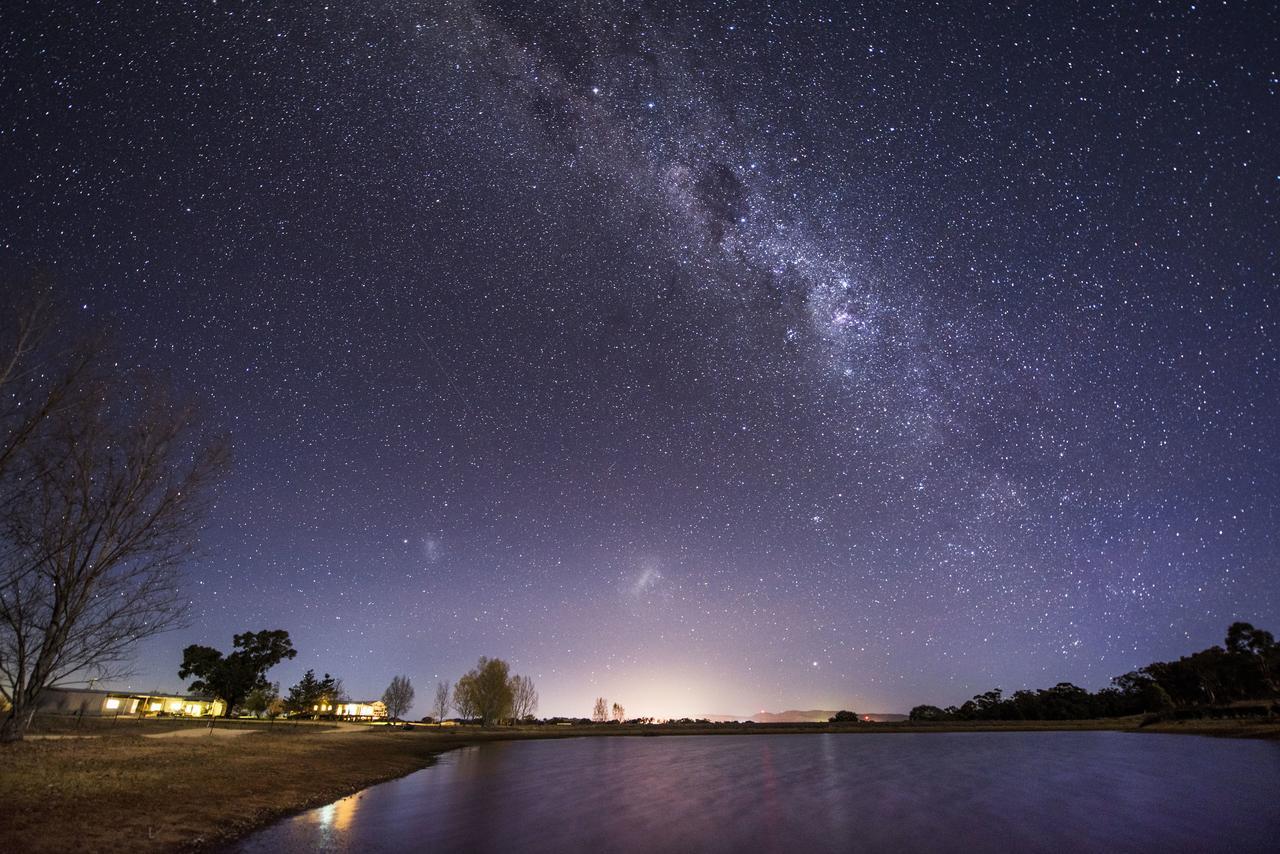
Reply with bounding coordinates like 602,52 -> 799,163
0,279 -> 227,741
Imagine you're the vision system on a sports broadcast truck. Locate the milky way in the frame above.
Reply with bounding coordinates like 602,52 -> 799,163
2,1 -> 1276,716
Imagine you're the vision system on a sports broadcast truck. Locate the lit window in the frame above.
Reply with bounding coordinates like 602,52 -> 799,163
105,698 -> 121,710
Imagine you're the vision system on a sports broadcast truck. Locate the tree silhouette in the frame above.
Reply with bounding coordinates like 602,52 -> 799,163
0,279 -> 228,741
911,622 -> 1278,722
433,680 -> 452,723
454,657 -> 513,725
285,670 -> 341,716
510,674 -> 538,721
382,675 -> 415,720
179,631 -> 296,716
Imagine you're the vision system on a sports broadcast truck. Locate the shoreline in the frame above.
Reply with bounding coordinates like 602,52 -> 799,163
3,716 -> 1277,853
217,718 -> 1280,851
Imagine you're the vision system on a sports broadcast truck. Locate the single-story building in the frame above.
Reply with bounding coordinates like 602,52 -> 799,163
135,693 -> 225,717
35,687 -> 225,717
310,700 -> 388,720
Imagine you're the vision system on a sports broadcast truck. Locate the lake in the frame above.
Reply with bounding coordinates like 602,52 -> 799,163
231,732 -> 1280,853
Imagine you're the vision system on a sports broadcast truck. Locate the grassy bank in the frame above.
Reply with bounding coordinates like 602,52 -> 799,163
1134,718 -> 1280,739
0,724 -> 445,852
3,715 -> 1278,853
19,712 -> 336,737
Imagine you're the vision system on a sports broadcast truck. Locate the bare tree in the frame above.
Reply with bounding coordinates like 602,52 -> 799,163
433,680 -> 451,723
0,279 -> 94,515
510,673 -> 538,721
0,283 -> 227,742
453,673 -> 478,721
382,675 -> 415,720
592,696 -> 608,723
327,676 -> 350,706
612,702 -> 625,723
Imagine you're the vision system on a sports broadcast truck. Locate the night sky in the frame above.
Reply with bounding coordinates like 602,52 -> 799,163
3,1 -> 1277,718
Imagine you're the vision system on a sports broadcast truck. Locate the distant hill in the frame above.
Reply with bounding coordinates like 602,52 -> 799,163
702,710 -> 909,724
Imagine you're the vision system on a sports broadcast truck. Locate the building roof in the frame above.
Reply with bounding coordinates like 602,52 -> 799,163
44,686 -> 218,702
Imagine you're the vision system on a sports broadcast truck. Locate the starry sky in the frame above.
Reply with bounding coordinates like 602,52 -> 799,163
2,1 -> 1277,718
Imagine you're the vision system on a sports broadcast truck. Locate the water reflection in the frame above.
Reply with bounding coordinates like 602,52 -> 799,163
313,794 -> 359,841
232,732 -> 1280,853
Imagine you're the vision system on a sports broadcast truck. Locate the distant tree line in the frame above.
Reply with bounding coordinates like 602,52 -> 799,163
177,634 -> 547,726
909,622 -> 1279,722
433,656 -> 538,726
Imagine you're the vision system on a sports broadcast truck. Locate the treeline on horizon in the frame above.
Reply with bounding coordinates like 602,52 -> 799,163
180,633 -> 541,725
908,622 -> 1279,722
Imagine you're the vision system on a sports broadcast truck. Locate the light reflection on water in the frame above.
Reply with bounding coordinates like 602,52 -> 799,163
230,732 -> 1280,853
312,787 -> 360,847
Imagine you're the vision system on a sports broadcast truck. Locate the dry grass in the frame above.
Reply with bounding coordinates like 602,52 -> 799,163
3,715 -> 1277,853
23,713 -> 331,737
0,727 -> 446,852
1136,717 -> 1280,740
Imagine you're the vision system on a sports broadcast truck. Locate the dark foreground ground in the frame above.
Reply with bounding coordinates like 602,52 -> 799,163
2,715 -> 1276,853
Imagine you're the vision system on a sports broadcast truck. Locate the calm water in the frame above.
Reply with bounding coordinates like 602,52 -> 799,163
232,732 -> 1280,853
